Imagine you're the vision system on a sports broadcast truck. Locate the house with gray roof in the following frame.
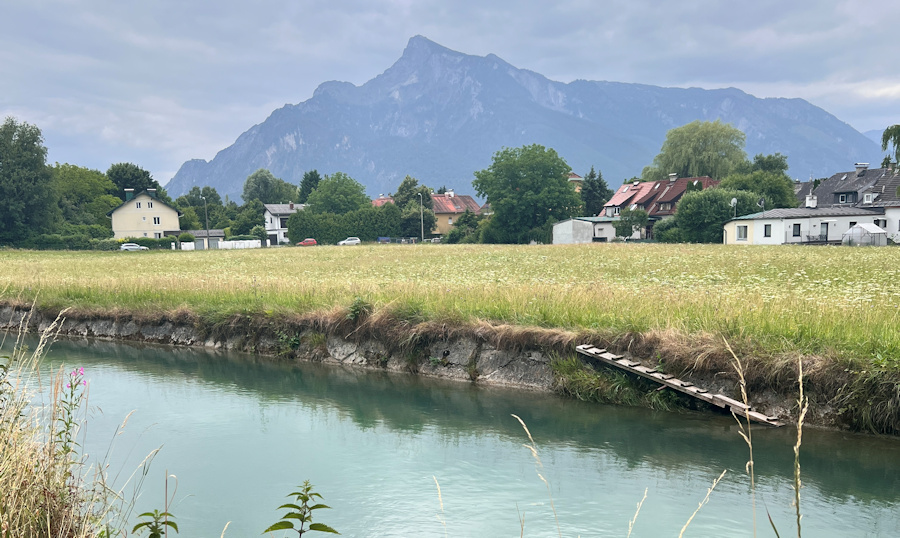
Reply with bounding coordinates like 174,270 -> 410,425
264,203 -> 304,245
727,163 -> 900,245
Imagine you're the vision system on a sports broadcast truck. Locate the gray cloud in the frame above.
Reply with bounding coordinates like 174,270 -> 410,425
2,0 -> 898,185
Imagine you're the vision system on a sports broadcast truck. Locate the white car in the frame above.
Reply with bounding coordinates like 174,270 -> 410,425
120,243 -> 149,251
337,237 -> 361,246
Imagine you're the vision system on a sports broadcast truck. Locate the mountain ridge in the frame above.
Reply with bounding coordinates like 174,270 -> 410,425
167,35 -> 882,200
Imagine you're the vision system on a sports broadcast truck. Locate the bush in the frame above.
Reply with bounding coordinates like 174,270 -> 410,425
178,232 -> 196,243
122,236 -> 176,250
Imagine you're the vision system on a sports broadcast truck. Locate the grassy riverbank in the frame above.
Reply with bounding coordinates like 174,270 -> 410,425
2,243 -> 900,432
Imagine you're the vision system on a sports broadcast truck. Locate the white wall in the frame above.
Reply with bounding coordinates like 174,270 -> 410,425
552,220 -> 593,244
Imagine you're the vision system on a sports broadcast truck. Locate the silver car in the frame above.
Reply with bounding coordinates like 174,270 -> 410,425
337,237 -> 361,246
120,243 -> 149,251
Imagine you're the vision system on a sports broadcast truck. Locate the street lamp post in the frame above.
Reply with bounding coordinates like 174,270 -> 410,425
417,192 -> 424,243
201,195 -> 209,250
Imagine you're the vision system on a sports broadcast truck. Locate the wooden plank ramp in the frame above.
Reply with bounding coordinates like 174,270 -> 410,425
575,345 -> 782,427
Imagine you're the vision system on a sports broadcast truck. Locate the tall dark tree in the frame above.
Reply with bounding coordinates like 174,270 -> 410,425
0,117 -> 57,243
176,186 -> 222,209
297,170 -> 322,204
473,144 -> 581,244
107,162 -> 171,203
580,166 -> 613,216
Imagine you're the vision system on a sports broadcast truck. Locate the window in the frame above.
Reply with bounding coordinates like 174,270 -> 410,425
148,202 -> 153,208
612,207 -> 620,216
659,203 -> 671,211
280,218 -> 289,228
448,217 -> 453,225
792,223 -> 801,237
839,194 -> 847,203
154,233 -> 162,239
737,225 -> 748,241
142,216 -> 146,221
153,217 -> 161,225
849,221 -> 856,227
143,232 -> 148,237
136,202 -> 141,208
764,224 -> 771,237
864,194 -> 873,203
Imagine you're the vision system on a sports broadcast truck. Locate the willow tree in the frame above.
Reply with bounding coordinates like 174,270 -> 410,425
882,125 -> 900,164
642,120 -> 748,181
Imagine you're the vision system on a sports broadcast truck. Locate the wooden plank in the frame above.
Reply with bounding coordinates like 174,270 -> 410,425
633,365 -> 656,374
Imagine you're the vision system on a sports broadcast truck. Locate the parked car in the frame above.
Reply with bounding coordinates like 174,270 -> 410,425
120,243 -> 149,251
337,237 -> 361,246
297,238 -> 318,246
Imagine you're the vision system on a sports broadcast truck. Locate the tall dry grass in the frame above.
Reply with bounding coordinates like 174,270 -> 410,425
0,311 -> 120,538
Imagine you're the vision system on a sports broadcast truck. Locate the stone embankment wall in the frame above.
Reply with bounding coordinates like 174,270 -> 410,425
0,306 -> 556,391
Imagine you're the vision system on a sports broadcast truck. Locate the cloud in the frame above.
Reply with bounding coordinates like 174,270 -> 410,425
3,0 -> 899,186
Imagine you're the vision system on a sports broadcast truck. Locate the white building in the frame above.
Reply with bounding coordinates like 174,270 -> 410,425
552,217 -> 623,244
264,203 -> 303,245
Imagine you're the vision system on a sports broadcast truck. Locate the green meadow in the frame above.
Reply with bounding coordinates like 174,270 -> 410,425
2,242 -> 899,362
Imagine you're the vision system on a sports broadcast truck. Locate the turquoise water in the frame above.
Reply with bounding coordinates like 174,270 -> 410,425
11,336 -> 900,537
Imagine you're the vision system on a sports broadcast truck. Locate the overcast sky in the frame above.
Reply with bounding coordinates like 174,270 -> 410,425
3,0 -> 899,186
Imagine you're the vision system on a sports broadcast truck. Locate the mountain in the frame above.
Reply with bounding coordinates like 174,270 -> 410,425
167,35 -> 883,200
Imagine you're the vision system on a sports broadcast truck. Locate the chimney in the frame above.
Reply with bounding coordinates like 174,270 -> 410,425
855,163 -> 869,176
668,173 -> 677,182
147,188 -> 157,199
289,201 -> 294,210
125,188 -> 134,201
447,189 -> 455,198
805,194 -> 817,208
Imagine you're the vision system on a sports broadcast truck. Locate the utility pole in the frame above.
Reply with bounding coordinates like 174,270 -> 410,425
418,192 -> 424,243
201,195 -> 209,250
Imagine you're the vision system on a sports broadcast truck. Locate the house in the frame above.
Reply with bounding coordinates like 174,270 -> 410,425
725,163 -> 900,245
371,195 -> 395,207
723,197 -> 884,245
552,217 -> 619,244
599,175 -> 719,238
264,203 -> 303,245
108,188 -> 182,240
430,190 -> 483,235
567,173 -> 583,193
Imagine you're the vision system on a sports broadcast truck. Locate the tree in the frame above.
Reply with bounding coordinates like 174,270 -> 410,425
674,188 -> 759,243
392,175 -> 433,211
882,125 -> 900,165
305,172 -> 370,214
399,200 -> 436,239
652,217 -> 685,243
473,144 -> 582,244
719,170 -> 797,209
176,186 -> 222,209
242,169 -> 297,204
0,117 -> 57,243
297,170 -> 322,204
444,209 -> 483,243
580,166 -> 613,216
50,163 -> 119,234
641,120 -> 748,181
107,162 -> 171,203
613,207 -> 648,239
231,199 -> 264,236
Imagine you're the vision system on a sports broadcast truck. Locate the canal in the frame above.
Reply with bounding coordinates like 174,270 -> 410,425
15,336 -> 900,536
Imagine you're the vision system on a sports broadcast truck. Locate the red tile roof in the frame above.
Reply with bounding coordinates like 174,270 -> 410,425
371,195 -> 395,207
600,177 -> 719,217
431,193 -> 483,215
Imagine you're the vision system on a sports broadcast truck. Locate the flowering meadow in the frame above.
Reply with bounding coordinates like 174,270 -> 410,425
2,242 -> 899,361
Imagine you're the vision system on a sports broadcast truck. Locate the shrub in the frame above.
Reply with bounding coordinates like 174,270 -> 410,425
178,232 -> 195,243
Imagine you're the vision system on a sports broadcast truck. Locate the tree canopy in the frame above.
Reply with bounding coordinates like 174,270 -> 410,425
297,170 -> 322,204
392,175 -> 433,211
614,207 -> 648,239
0,117 -> 57,243
305,172 -> 370,214
107,162 -> 171,203
882,125 -> 900,165
50,163 -> 120,237
242,169 -> 297,204
580,166 -> 613,216
473,144 -> 581,244
641,120 -> 748,181
674,188 -> 759,243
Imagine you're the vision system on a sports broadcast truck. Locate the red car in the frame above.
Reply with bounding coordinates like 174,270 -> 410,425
297,238 -> 318,246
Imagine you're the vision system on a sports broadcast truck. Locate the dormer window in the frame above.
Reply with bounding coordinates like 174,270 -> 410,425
864,193 -> 873,204
839,194 -> 847,203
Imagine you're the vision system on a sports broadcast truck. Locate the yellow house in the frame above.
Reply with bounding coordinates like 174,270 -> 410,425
108,188 -> 182,239
431,191 -> 483,235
